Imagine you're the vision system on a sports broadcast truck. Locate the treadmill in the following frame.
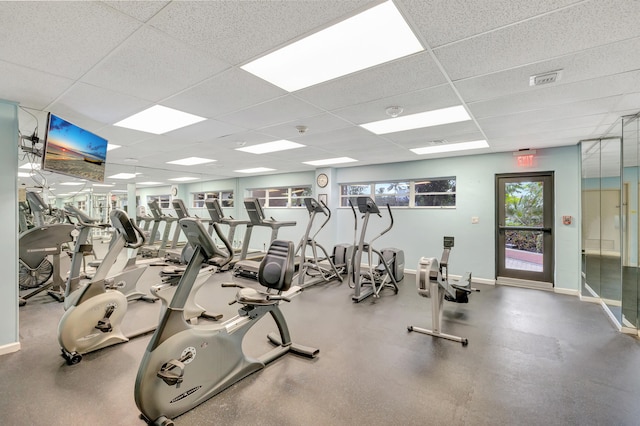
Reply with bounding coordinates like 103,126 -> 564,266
139,200 -> 177,259
233,198 -> 296,279
164,198 -> 210,264
204,198 -> 249,256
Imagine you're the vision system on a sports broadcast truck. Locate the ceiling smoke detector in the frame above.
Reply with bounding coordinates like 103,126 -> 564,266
385,106 -> 403,118
296,125 -> 308,135
428,139 -> 447,145
529,69 -> 563,87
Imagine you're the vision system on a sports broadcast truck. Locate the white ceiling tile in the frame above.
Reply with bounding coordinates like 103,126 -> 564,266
381,121 -> 481,144
101,1 -> 170,22
296,52 -> 446,111
434,0 -> 640,80
218,95 -> 323,129
332,84 -> 460,124
163,68 -> 286,118
148,1 -> 373,66
82,26 -> 230,103
49,82 -> 151,124
0,2 -> 141,79
257,113 -> 353,141
401,0 -> 579,48
468,71 -> 639,119
0,61 -> 73,110
455,36 -> 640,103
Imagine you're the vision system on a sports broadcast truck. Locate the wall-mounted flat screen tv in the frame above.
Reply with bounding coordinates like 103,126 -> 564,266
42,113 -> 108,183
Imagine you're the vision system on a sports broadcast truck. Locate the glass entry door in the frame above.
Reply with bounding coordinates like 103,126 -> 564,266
496,172 -> 554,285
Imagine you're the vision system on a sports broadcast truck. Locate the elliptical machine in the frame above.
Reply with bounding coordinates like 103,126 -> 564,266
58,209 -> 155,364
350,197 -> 403,302
295,197 -> 343,288
135,218 -> 318,426
408,236 -> 479,345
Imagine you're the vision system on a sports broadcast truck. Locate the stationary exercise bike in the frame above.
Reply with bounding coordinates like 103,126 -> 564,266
135,218 -> 318,426
295,197 -> 344,288
18,222 -> 75,306
58,209 -> 155,364
63,205 -> 156,306
408,236 -> 478,345
350,197 -> 403,302
150,219 -> 234,323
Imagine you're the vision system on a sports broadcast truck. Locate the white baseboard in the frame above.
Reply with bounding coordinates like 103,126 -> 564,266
0,342 -> 20,356
554,288 -> 579,296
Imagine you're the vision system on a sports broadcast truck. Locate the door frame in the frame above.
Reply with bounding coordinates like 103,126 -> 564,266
495,171 -> 554,285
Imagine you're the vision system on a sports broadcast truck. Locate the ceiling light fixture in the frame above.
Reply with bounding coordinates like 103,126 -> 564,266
93,183 -> 114,187
137,181 -> 163,185
114,105 -> 206,134
60,182 -> 85,186
167,157 -> 216,166
107,144 -> 121,151
108,173 -> 138,179
241,1 -> 424,92
234,167 -> 275,174
361,105 -> 471,135
303,157 -> 357,166
410,140 -> 489,155
18,172 -> 31,178
236,140 -> 305,154
169,177 -> 199,182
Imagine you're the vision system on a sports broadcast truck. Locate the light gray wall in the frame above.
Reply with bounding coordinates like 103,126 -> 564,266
0,100 -> 19,351
334,146 -> 581,291
133,147 -> 581,291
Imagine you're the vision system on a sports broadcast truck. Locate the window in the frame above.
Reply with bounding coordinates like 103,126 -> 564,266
414,178 -> 456,207
147,194 -> 171,209
246,186 -> 312,207
340,177 -> 456,208
77,200 -> 86,211
192,191 -> 234,208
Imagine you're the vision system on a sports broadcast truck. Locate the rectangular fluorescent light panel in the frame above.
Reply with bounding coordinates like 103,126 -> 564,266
303,157 -> 357,166
137,181 -> 163,185
236,140 -> 305,154
60,182 -> 85,186
167,157 -> 216,166
361,105 -> 471,135
107,144 -> 121,151
93,183 -> 114,187
114,105 -> 206,134
410,140 -> 489,155
235,167 -> 275,174
241,1 -> 423,92
108,173 -> 137,179
18,172 -> 31,177
169,177 -> 199,182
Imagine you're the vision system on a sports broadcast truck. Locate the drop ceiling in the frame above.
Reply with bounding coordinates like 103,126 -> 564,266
3,0 -> 640,194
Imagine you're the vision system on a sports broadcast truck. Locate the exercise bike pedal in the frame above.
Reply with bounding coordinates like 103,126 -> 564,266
157,359 -> 185,386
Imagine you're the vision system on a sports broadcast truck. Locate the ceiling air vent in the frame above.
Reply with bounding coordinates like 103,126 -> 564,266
529,70 -> 562,87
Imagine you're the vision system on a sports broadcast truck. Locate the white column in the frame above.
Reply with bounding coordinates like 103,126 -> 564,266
0,100 -> 20,355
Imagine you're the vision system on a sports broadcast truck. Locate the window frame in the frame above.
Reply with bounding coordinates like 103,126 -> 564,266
246,185 -> 313,208
339,177 -> 456,208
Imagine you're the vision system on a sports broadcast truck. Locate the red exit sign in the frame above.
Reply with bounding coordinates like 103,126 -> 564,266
514,150 -> 536,167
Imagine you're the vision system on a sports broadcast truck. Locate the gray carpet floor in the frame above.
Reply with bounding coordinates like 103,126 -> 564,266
5,257 -> 640,425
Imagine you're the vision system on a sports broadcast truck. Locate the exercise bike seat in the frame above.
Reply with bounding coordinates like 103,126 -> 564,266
236,239 -> 295,305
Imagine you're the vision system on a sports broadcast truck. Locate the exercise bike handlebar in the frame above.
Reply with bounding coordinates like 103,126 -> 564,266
128,220 -> 147,249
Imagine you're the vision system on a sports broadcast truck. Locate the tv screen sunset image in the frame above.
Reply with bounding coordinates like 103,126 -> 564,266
43,114 -> 108,182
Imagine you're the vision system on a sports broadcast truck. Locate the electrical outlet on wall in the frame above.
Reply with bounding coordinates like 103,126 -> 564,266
471,217 -> 479,224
